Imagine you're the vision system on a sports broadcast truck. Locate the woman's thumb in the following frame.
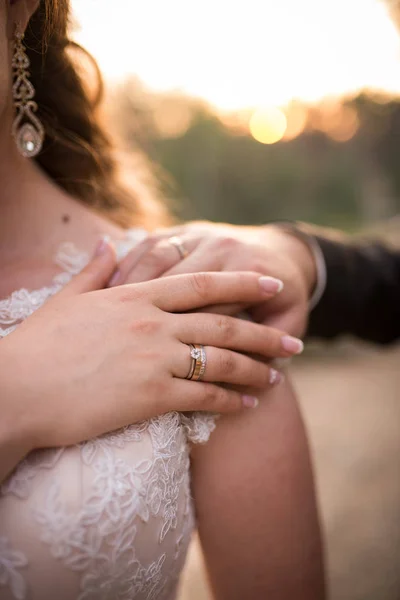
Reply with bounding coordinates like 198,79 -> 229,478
58,238 -> 117,297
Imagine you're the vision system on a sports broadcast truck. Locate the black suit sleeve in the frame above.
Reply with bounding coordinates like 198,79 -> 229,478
307,236 -> 400,344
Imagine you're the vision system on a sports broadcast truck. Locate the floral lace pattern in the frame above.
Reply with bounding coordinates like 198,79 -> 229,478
0,232 -> 216,600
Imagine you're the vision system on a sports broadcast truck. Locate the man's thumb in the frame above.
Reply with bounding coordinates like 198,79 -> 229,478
58,238 -> 117,297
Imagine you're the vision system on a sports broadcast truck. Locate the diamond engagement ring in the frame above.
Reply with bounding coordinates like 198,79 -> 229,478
168,236 -> 189,260
186,344 -> 207,381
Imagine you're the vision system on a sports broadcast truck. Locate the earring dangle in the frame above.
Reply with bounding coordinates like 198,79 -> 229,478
12,30 -> 44,158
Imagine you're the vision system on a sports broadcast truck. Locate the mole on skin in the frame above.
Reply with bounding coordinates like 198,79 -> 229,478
62,214 -> 71,224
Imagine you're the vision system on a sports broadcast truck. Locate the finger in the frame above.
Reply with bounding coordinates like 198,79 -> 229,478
169,379 -> 261,413
176,313 -> 304,358
111,236 -> 200,286
120,239 -> 187,284
138,272 -> 283,312
58,238 -> 117,297
173,344 -> 283,389
196,303 -> 247,316
108,236 -> 159,286
264,307 -> 308,339
163,245 -> 222,277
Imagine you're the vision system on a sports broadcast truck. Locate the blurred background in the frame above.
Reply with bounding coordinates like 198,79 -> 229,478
71,1 -> 400,598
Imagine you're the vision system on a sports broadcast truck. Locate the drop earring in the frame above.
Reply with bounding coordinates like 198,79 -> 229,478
11,29 -> 44,158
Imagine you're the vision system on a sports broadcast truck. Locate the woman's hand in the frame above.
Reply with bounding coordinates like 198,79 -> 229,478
0,240 -> 304,481
109,222 -> 317,338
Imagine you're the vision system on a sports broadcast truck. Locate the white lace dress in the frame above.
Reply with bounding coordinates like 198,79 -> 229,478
0,231 -> 216,600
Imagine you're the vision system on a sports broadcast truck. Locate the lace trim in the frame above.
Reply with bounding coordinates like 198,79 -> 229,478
0,228 -> 148,338
0,243 -> 87,338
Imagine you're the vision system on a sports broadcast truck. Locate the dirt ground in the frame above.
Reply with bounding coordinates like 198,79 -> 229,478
178,343 -> 400,600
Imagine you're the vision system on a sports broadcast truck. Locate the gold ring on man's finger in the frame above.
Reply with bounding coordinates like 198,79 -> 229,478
168,236 -> 189,260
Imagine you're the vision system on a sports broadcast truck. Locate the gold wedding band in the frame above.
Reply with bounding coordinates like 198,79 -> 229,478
168,236 -> 189,260
186,345 -> 197,380
186,344 -> 207,381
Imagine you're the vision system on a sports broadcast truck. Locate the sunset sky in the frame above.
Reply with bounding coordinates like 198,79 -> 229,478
71,0 -> 400,111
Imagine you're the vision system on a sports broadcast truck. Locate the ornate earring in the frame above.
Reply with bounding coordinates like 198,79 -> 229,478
11,29 -> 44,158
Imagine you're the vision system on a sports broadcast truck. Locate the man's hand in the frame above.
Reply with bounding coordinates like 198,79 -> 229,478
110,222 -> 318,338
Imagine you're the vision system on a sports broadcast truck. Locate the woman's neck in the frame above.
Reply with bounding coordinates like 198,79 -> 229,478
0,146 -> 122,262
0,153 -> 72,261
0,141 -> 123,298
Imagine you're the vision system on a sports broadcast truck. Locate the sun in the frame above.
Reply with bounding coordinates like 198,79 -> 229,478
249,108 -> 288,145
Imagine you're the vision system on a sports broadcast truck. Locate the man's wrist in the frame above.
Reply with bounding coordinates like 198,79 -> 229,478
268,223 -> 317,293
270,222 -> 327,310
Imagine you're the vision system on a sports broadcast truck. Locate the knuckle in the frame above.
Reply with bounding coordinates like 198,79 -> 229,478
202,383 -> 219,407
215,316 -> 235,340
188,391 -> 205,412
200,383 -> 241,413
219,351 -> 236,375
190,272 -> 212,300
215,236 -> 239,253
214,386 -> 241,412
129,319 -> 162,336
211,385 -> 229,407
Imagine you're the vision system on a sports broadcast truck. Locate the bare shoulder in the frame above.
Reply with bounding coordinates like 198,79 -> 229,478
191,378 -> 310,469
190,380 -> 326,600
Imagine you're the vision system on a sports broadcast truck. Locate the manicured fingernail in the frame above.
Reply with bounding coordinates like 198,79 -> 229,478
259,276 -> 284,294
94,235 -> 111,257
282,335 -> 304,355
269,368 -> 283,385
109,269 -> 121,287
242,395 -> 259,409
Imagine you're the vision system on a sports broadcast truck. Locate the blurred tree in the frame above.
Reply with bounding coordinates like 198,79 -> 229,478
107,82 -> 399,231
